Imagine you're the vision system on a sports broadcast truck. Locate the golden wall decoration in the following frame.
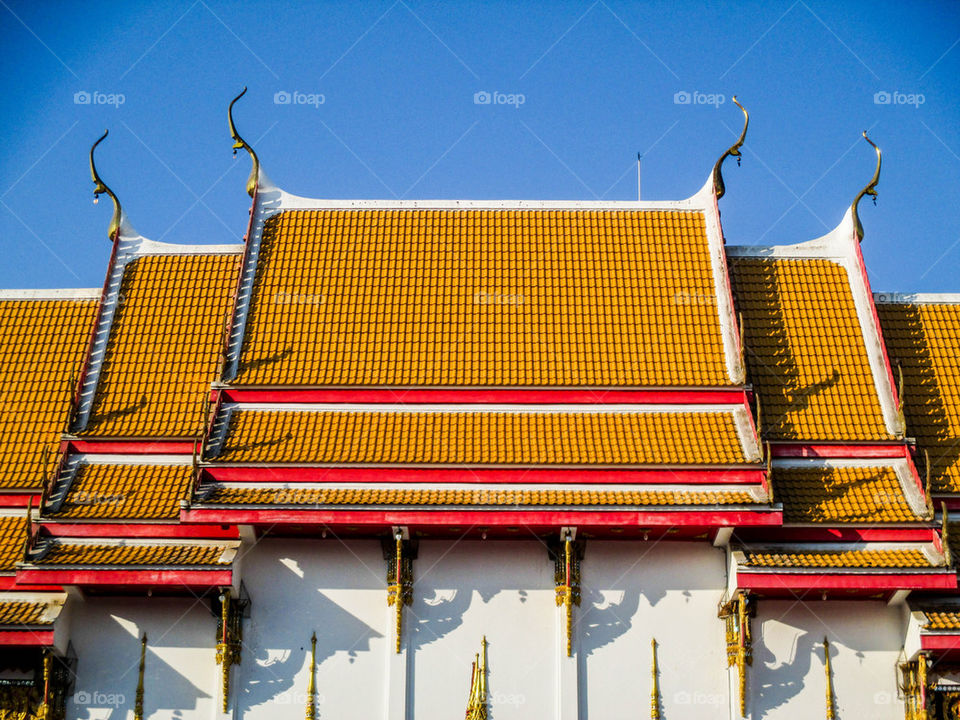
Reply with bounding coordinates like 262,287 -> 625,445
719,591 -> 754,717
306,632 -> 317,720
823,637 -> 835,720
650,638 -> 661,720
385,532 -> 414,653
551,533 -> 583,657
900,654 -> 929,720
464,636 -> 488,720
215,591 -> 244,712
134,633 -> 147,720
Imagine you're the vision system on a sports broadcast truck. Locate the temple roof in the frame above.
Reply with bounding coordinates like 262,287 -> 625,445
729,256 -> 894,442
774,462 -> 927,524
876,297 -> 960,492
79,253 -> 240,439
49,461 -> 192,520
0,514 -> 27,572
232,208 -> 740,388
0,293 -> 98,490
210,405 -> 758,466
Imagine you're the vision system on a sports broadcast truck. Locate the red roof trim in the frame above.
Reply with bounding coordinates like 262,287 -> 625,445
16,568 -> 233,588
181,507 -> 781,527
738,571 -> 956,592
0,630 -> 55,646
36,523 -> 239,539
202,466 -> 766,485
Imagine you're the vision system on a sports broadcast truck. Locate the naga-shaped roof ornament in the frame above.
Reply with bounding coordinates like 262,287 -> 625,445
228,87 -> 260,197
89,129 -> 123,240
851,131 -> 881,242
712,96 -> 749,199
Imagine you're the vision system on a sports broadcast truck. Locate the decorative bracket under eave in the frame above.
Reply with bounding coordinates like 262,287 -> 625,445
719,591 -> 755,717
549,530 -> 584,657
711,96 -> 749,199
228,87 -> 261,197
383,529 -> 416,653
899,652 -> 930,720
851,130 -> 881,242
89,129 -> 123,241
215,588 -> 247,712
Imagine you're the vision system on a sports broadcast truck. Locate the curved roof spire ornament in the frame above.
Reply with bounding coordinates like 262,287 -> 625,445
89,129 -> 123,240
228,87 -> 260,197
712,96 -> 749,199
851,131 -> 881,242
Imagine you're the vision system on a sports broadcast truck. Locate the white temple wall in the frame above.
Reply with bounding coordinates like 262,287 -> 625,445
749,599 -> 907,719
580,541 -> 730,720
60,540 -> 914,720
66,596 -> 219,719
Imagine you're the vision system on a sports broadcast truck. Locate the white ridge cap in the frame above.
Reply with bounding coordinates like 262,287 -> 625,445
0,288 -> 100,300
874,292 -> 960,305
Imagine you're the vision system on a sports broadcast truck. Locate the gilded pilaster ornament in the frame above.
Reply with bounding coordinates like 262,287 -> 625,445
464,636 -> 488,720
134,633 -> 147,720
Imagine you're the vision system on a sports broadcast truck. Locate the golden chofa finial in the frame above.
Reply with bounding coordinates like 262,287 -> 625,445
852,130 -> 881,242
228,86 -> 260,197
712,95 -> 749,199
89,129 -> 123,240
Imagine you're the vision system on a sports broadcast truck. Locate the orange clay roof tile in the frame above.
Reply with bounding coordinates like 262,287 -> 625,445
0,515 -> 27,572
924,611 -> 960,630
50,463 -> 193,520
0,599 -> 53,626
0,298 -> 96,489
234,209 -> 732,387
81,254 -> 240,438
729,257 -> 892,441
202,486 -> 759,507
878,303 -> 960,492
742,548 -> 934,569
775,465 -> 922,524
215,409 -> 750,465
35,542 -> 231,567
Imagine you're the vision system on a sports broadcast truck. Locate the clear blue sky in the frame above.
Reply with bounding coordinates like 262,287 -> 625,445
1,1 -> 957,291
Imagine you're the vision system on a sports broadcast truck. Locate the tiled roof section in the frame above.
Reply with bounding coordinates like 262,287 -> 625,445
775,465 -> 922,524
729,257 -> 891,441
924,611 -> 960,630
81,254 -> 240,438
742,548 -> 934,569
0,600 -> 52,626
216,409 -> 750,465
235,209 -> 732,387
878,303 -> 960,492
50,463 -> 193,520
202,485 -> 760,507
0,298 -> 96,489
35,542 -> 231,567
0,515 -> 27,572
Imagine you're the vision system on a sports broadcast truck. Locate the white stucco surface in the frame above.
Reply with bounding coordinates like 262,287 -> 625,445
59,540 -> 914,719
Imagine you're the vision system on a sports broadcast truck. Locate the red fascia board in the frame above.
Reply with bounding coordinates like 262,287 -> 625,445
220,388 -> 748,405
730,527 -> 937,543
37,523 -> 239,539
182,507 -> 781,527
921,635 -> 960,652
0,630 -> 55,646
771,444 -> 909,459
202,466 -> 766,485
0,493 -> 41,507
0,576 -> 62,592
738,571 -> 957,592
16,568 -> 233,588
68,440 -> 195,455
